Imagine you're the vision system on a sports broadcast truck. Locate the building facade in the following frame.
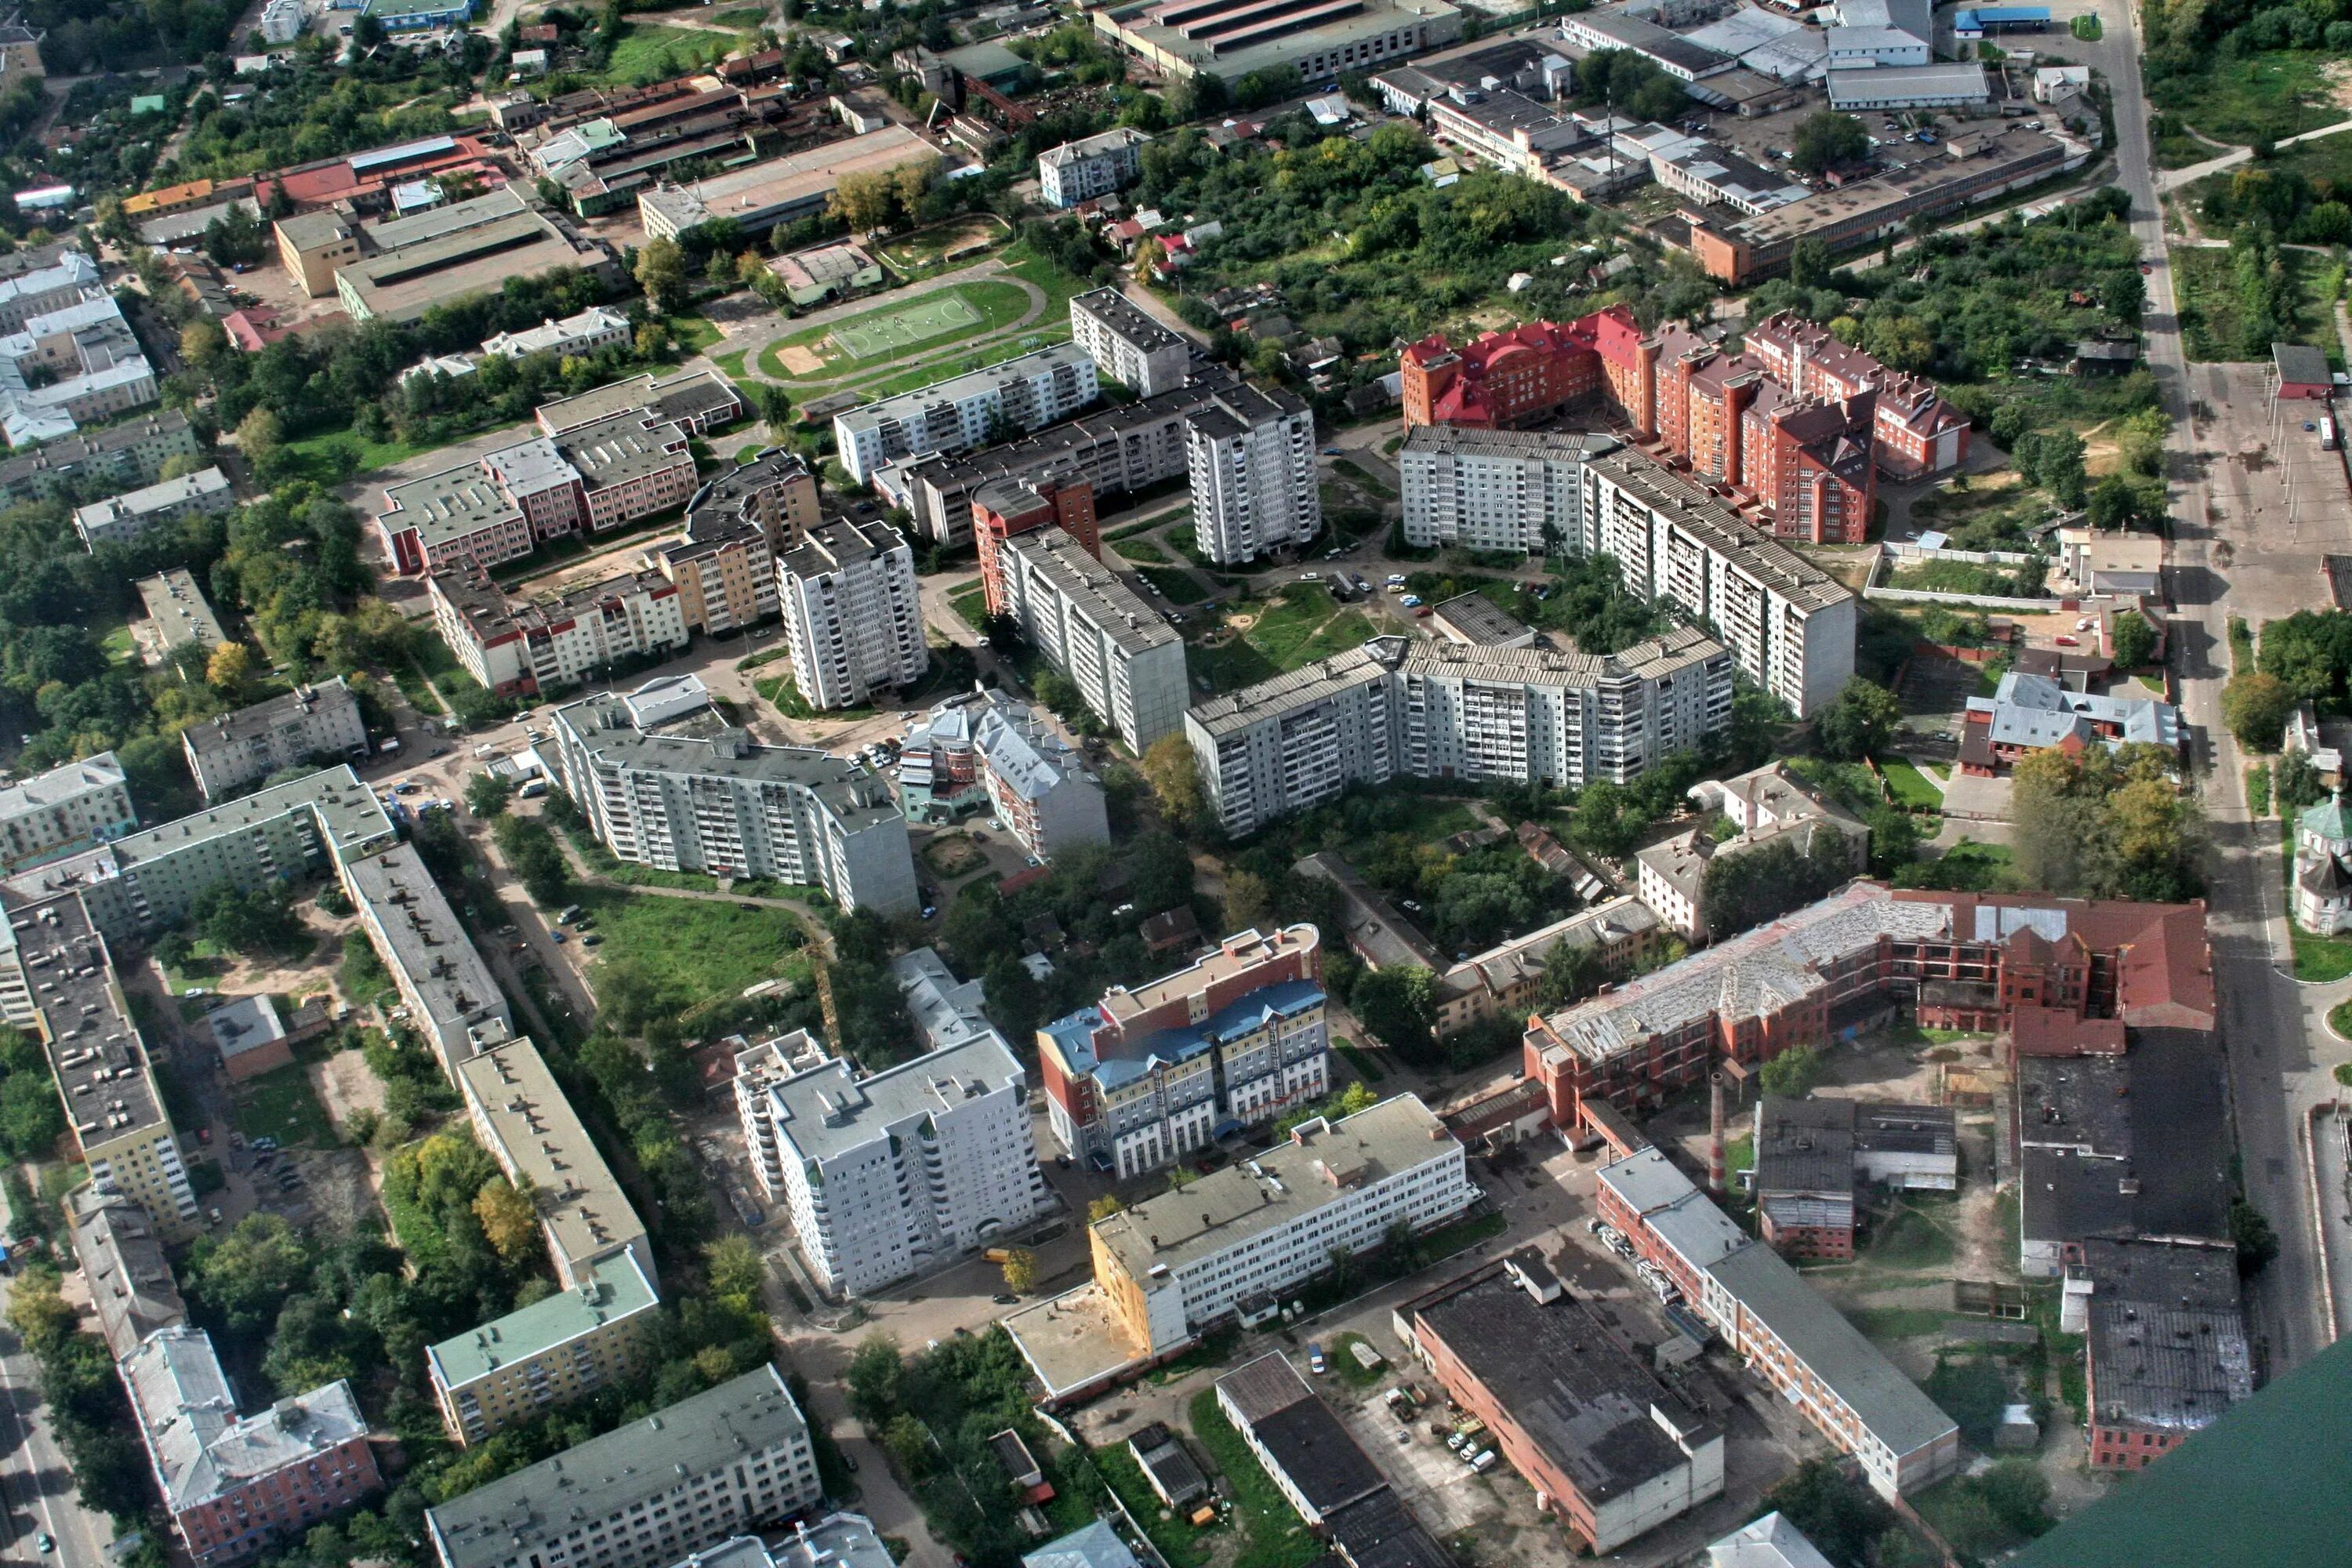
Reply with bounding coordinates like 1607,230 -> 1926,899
426,1254 -> 661,1446
73,466 -> 236,549
1743,311 -> 1970,479
1184,628 -> 1733,837
547,691 -> 919,913
428,566 -> 690,699
424,1365 -> 822,1568
1037,127 -> 1150,208
995,524 -> 1189,753
777,515 -> 929,711
1037,925 -> 1329,1178
0,750 -> 136,872
833,344 -> 1098,485
973,693 -> 1109,861
1398,425 -> 1616,554
180,678 -> 370,802
1187,382 -> 1319,564
1071,287 -> 1192,396
735,1029 -> 1054,1297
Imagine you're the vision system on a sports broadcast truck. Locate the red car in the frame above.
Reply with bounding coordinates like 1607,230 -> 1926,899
2140,262 -> 2153,275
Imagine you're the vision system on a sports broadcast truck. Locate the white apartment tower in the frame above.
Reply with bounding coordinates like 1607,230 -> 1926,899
777,515 -> 928,711
735,1030 -> 1052,1298
833,344 -> 1098,483
1070,288 -> 1192,396
1185,629 -> 1733,837
1399,425 -> 1619,554
1188,383 -> 1319,564
996,524 -> 1190,753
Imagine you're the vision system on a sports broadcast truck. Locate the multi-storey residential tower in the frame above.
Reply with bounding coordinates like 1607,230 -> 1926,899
1187,382 -> 1319,564
777,515 -> 928,711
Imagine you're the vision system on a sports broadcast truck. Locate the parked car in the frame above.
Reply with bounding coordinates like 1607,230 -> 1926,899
1308,1341 -> 1327,1374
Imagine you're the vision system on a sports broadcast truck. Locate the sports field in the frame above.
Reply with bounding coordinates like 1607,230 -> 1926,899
831,294 -> 984,359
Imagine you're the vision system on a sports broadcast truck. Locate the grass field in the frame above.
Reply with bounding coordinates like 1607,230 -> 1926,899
2292,919 -> 2352,982
597,24 -> 730,85
1866,1201 -> 1959,1270
1112,536 -> 1168,563
949,580 -> 989,631
1192,585 -> 1374,692
1139,566 -> 1206,604
579,888 -> 812,1008
234,1062 -> 336,1148
712,5 -> 767,24
876,215 -> 1012,273
757,280 -> 1031,380
2172,241 -> 2343,364
2150,49 -> 2352,166
1187,1392 -> 1327,1568
281,425 -> 440,484
1880,757 -> 1945,810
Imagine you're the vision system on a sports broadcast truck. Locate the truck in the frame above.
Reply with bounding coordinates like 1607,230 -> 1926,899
983,1247 -> 1014,1263
1308,1341 -> 1327,1375
2325,416 -> 2339,452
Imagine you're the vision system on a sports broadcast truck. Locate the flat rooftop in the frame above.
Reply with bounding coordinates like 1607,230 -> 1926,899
641,125 -> 933,230
343,842 -> 513,1067
835,343 -> 1095,441
1584,446 -> 1852,613
761,1031 -> 1029,1164
5,886 -> 165,1145
1001,1283 -> 1150,1400
426,1251 -> 659,1392
458,1036 -> 647,1276
1001,524 -> 1179,659
182,678 -> 359,760
1090,1095 -> 1459,1278
1098,0 -> 1465,83
135,568 -> 226,655
552,691 -> 905,834
106,766 -> 394,871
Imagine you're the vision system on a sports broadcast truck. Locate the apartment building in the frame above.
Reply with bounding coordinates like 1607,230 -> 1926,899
974,474 -> 1102,616
1597,1147 -> 1959,1497
180,678 -> 369,802
973,693 -> 1108,862
538,367 -> 745,438
1581,447 -> 1856,719
1188,381 -> 1319,564
1087,1095 -> 1475,1356
778,515 -> 928,711
1037,925 -> 1330,1178
134,567 -> 227,670
0,293 -> 159,446
1070,288 -> 1190,396
1037,127 -> 1150,208
6,766 -> 396,946
1183,627 -> 1733,837
459,1036 -> 656,1290
69,1187 -> 187,1361
649,448 -> 813,634
1397,1257 -> 1724,1552
1525,884 -> 2214,1131
0,408 -> 204,506
0,248 -> 100,332
1432,896 -> 1662,1036
735,1029 -> 1053,1297
483,304 -> 632,361
1398,426 -> 1617,554
548,690 -> 919,913
428,564 -> 690,699
1635,761 -> 1871,937
1399,318 -> 1602,429
833,343 -> 1098,484
379,408 -> 698,575
3,891 -> 199,1234
125,1328 -> 381,1566
425,1365 -> 822,1568
1743,314 -> 1969,478
0,751 -> 136,873
340,842 -> 514,1081
682,447 -> 818,554
73,465 -> 236,549
427,1254 -> 661,1446
891,367 -> 1242,546
995,524 -> 1189,753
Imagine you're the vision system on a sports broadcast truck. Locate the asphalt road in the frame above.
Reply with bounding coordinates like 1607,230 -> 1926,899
2105,0 -> 2337,1369
0,1274 -> 113,1568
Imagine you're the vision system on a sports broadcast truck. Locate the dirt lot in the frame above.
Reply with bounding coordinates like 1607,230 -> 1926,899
310,1045 -> 387,1138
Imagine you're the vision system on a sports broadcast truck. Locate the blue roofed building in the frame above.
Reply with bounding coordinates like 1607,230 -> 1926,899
1958,670 -> 2181,775
1952,5 -> 2052,36
1024,1519 -> 1142,1568
1037,924 -> 1331,1178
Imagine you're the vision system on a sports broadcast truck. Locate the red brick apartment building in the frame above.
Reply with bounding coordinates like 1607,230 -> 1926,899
972,473 -> 1099,615
1524,884 -> 2213,1133
1743,311 -> 1971,480
1399,305 -> 1904,543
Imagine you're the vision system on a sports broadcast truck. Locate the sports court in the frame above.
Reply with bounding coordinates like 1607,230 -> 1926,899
829,294 -> 984,360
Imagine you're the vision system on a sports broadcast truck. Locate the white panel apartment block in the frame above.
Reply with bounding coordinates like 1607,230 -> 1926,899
832,344 -> 1098,483
1069,288 -> 1192,397
1187,383 -> 1319,564
1399,425 -> 1619,553
996,525 -> 1189,753
777,515 -> 928,710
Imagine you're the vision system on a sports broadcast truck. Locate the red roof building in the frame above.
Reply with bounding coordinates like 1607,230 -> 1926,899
1399,318 -> 1602,429
221,305 -> 296,352
256,134 -> 501,214
1743,311 -> 1971,480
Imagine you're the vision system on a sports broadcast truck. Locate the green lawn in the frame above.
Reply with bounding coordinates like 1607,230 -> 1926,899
712,5 -> 767,24
756,281 -> 1034,381
1326,1332 -> 1387,1388
100,619 -> 136,665
668,314 -> 723,355
1844,1305 -> 1958,1341
234,1062 -> 336,1149
2150,49 -> 2352,165
281,425 -> 442,484
596,23 -> 731,85
1880,757 -> 1945,810
2292,920 -> 2352,982
949,580 -> 989,631
1187,1391 -> 1327,1568
579,888 -> 814,1007
712,348 -> 749,379
2173,242 -> 2343,365
1196,585 -> 1377,691
1112,536 -> 1169,563
1335,1038 -> 1385,1083
1866,1200 -> 1959,1270
1329,457 -> 1396,500
1139,566 -> 1206,604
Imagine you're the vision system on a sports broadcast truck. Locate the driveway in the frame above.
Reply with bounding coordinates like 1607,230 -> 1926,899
1936,771 -> 2013,823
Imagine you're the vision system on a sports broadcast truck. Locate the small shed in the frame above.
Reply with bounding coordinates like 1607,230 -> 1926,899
2274,342 -> 2333,400
2073,339 -> 2138,376
1127,1421 -> 1210,1508
206,994 -> 293,1083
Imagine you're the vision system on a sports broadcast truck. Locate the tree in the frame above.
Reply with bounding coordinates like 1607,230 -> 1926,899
1336,1080 -> 1377,1117
235,405 -> 284,462
828,169 -> 899,232
467,771 -> 514,818
4,1270 -> 77,1359
1535,938 -> 1607,1011
1789,236 -> 1831,289
205,640 -> 256,698
1759,1044 -> 1824,1098
706,1234 -> 766,1303
2278,748 -> 2327,811
1352,965 -> 1435,1051
1225,869 -> 1272,933
1817,677 -> 1902,760
1087,1194 -> 1126,1222
1760,1457 -> 1895,1568
1925,1351 -> 2009,1447
881,1413 -> 932,1476
184,1214 -> 315,1336
2223,670 -> 2296,751
754,382 -> 793,431
844,1334 -> 903,1421
2232,1199 -> 2280,1275
180,318 -> 229,373
195,883 -> 305,956
1790,111 -> 1870,176
1000,1248 -> 1036,1294
472,1178 -> 539,1264
2110,608 -> 2158,670
1141,733 -> 1204,829
635,237 -> 690,316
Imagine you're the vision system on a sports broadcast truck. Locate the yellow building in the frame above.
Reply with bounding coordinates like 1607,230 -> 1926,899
425,1254 -> 659,1445
274,210 -> 358,298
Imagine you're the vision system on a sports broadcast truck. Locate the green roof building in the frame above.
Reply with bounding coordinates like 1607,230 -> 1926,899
426,1252 -> 661,1446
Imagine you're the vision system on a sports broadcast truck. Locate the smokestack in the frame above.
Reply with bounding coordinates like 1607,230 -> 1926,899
1708,1071 -> 1728,1196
